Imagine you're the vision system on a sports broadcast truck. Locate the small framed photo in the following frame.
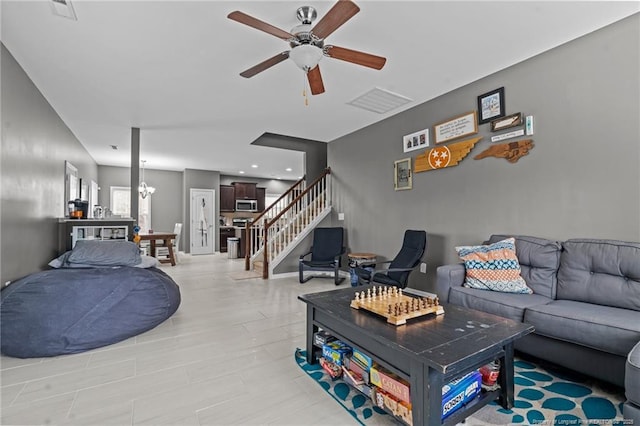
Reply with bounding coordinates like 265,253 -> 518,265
491,112 -> 522,132
477,87 -> 505,124
394,158 -> 412,191
403,128 -> 429,153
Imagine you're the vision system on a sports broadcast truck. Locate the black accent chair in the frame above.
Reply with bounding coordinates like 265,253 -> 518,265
354,230 -> 427,288
299,227 -> 345,285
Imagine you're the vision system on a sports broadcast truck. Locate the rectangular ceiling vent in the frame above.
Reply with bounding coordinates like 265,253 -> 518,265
50,0 -> 77,20
347,87 -> 413,114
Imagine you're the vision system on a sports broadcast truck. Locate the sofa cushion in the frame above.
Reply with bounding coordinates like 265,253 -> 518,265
488,235 -> 562,299
557,239 -> 640,311
456,238 -> 532,294
449,285 -> 552,322
627,341 -> 640,406
524,300 -> 640,357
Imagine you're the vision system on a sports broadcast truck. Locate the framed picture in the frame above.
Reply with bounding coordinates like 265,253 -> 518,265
64,160 -> 79,204
477,87 -> 505,124
394,158 -> 412,191
403,128 -> 429,153
491,112 -> 522,132
433,111 -> 478,144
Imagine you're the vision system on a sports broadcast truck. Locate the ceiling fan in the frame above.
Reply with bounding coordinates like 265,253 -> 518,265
227,0 -> 386,95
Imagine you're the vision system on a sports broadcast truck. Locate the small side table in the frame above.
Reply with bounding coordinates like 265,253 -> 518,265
348,252 -> 377,287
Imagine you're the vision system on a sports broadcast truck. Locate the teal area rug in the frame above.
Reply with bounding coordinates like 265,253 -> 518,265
294,349 -> 626,425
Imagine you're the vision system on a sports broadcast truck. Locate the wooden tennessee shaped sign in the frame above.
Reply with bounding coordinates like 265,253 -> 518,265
414,137 -> 482,172
474,139 -> 534,163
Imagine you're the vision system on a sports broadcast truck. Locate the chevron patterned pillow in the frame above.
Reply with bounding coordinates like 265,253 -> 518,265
456,237 -> 533,294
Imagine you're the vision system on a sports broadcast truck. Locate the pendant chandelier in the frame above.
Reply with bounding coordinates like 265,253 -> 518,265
138,160 -> 155,199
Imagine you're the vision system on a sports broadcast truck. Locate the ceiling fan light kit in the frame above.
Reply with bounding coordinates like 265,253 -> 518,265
228,0 -> 386,96
289,44 -> 323,72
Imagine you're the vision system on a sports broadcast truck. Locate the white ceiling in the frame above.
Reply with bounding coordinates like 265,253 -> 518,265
2,1 -> 638,179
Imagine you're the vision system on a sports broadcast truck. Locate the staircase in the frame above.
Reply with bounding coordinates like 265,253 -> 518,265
243,168 -> 332,278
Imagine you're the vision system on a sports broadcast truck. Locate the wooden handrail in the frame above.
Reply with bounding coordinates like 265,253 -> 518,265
244,174 -> 307,271
266,167 -> 331,228
251,174 -> 306,226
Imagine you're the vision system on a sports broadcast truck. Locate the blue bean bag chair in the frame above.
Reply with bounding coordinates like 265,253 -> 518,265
1,266 -> 180,358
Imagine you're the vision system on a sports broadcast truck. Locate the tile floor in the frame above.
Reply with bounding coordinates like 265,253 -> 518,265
0,254 -> 361,425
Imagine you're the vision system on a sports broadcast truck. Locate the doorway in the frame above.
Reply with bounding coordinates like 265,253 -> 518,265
190,189 -> 214,255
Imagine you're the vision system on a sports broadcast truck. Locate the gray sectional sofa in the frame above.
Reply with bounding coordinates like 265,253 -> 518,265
436,235 -> 640,421
625,341 -> 640,423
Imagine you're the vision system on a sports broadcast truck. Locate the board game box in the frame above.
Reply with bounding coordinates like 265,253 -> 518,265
319,357 -> 342,380
370,365 -> 411,404
441,370 -> 482,419
313,330 -> 335,347
322,340 -> 352,366
351,348 -> 373,370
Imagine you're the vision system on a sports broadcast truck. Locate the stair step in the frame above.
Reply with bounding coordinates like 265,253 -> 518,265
253,261 -> 264,275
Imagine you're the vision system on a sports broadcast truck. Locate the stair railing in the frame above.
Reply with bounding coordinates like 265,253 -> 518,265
245,168 -> 332,278
243,175 -> 307,271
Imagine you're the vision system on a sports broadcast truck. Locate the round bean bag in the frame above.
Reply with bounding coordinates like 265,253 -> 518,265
0,266 -> 180,358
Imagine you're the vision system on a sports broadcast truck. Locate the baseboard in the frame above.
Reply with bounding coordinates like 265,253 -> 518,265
271,270 -> 351,280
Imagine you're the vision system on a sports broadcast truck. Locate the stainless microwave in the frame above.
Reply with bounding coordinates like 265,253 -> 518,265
236,199 -> 258,212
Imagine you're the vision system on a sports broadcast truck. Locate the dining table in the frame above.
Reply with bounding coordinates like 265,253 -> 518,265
138,232 -> 177,266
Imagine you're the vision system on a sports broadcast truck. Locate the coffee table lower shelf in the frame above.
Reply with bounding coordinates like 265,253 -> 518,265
339,366 -> 502,426
310,332 -> 506,426
443,388 -> 501,426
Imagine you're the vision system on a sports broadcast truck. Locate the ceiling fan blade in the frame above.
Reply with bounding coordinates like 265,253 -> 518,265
311,0 -> 360,40
227,11 -> 294,41
307,66 -> 325,95
324,45 -> 386,70
240,52 -> 290,78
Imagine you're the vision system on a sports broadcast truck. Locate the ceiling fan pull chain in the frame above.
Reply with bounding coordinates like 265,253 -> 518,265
302,73 -> 309,106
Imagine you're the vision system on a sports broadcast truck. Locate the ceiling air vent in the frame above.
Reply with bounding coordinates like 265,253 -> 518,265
347,87 -> 413,114
50,0 -> 77,20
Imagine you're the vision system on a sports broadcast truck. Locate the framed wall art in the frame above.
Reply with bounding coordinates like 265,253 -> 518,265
477,87 -> 505,124
403,128 -> 429,153
491,112 -> 522,132
394,158 -> 412,191
433,111 -> 478,144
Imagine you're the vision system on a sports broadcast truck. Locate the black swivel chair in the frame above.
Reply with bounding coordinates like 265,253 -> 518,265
299,227 -> 346,285
354,230 -> 427,288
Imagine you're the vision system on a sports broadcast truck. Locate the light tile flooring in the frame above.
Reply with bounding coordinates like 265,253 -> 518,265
0,254 -> 362,425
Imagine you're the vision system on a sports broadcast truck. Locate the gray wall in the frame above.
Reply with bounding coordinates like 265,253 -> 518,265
98,166 -> 184,249
1,44 -> 98,284
252,132 -> 327,183
327,15 -> 640,292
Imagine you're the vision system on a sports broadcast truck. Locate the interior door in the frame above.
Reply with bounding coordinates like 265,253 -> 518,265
190,189 -> 214,255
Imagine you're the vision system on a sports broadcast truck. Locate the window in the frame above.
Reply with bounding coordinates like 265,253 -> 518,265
110,186 -> 152,233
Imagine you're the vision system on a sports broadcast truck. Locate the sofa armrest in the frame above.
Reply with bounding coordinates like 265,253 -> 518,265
435,264 -> 466,302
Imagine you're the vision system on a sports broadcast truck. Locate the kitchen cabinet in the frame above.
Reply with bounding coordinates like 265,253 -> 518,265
257,187 -> 266,212
219,227 -> 235,253
232,182 -> 257,200
220,185 -> 235,212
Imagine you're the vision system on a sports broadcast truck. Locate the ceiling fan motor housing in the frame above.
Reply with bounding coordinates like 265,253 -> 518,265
290,24 -> 323,47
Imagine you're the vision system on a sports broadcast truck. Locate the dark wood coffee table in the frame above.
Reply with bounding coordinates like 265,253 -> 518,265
298,286 -> 534,426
